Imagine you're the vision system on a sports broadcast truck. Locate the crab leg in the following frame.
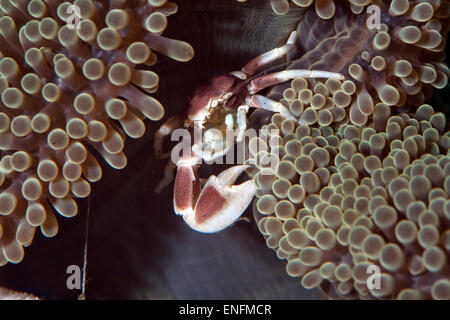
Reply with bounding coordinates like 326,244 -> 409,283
239,31 -> 298,77
174,162 -> 256,233
154,160 -> 176,194
247,94 -> 297,121
154,112 -> 186,157
248,69 -> 345,94
236,105 -> 248,142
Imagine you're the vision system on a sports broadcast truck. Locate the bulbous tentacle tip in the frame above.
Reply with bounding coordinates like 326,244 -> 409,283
271,0 -> 290,15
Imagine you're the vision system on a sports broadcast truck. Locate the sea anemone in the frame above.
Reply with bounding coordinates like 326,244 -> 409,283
247,1 -> 449,299
262,1 -> 449,125
277,77 -> 355,127
249,102 -> 449,299
0,0 -> 193,266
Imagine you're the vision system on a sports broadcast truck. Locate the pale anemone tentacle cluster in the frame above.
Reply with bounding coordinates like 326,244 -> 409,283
240,0 -> 450,21
0,0 -> 194,266
236,0 -> 368,17
243,0 -> 450,300
237,0 -> 291,15
273,0 -> 450,125
231,0 -> 450,300
278,77 -> 358,127
247,103 -> 450,300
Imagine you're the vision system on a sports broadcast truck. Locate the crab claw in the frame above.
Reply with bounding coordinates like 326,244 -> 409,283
174,164 -> 256,233
173,156 -> 201,217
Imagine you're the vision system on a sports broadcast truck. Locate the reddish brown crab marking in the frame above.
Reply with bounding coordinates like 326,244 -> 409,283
194,186 -> 226,224
173,165 -> 200,215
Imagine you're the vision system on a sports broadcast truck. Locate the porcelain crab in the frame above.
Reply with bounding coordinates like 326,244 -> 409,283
155,31 -> 344,233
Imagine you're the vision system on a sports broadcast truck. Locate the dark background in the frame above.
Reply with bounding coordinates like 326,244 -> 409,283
0,0 -> 323,299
